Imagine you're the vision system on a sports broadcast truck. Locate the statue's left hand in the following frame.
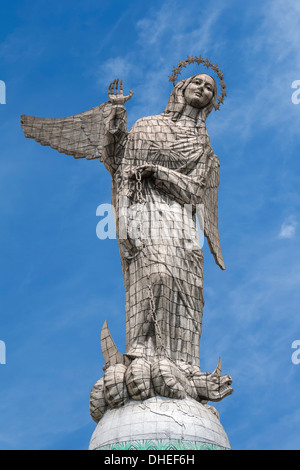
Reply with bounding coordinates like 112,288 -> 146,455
125,164 -> 155,180
108,79 -> 133,106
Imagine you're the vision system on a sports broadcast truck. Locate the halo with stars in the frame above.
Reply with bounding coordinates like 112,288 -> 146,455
168,55 -> 227,111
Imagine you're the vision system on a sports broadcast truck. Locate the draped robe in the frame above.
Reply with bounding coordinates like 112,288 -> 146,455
102,106 -> 224,369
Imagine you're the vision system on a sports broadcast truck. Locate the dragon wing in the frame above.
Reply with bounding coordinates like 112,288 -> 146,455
203,155 -> 225,270
21,101 -> 112,160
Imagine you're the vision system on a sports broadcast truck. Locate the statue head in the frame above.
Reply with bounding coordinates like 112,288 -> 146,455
184,74 -> 215,109
163,73 -> 217,122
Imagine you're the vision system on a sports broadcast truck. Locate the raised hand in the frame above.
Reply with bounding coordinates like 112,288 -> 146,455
108,79 -> 133,106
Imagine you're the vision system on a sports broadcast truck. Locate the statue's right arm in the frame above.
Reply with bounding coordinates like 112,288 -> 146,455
102,79 -> 133,175
20,78 -> 132,171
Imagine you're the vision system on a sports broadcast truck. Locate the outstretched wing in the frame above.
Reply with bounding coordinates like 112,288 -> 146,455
21,101 -> 112,160
203,155 -> 225,270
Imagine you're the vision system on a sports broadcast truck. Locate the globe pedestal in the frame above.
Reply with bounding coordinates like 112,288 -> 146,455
89,396 -> 231,450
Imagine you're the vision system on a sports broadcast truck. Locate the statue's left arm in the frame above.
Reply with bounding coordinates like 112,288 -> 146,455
132,148 -> 215,207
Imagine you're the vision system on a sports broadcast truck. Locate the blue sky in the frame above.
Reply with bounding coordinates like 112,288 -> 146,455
0,0 -> 300,450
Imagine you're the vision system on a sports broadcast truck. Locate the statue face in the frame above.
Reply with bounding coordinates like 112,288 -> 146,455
184,74 -> 215,109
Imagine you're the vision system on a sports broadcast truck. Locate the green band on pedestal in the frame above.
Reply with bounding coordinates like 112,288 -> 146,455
95,439 -> 228,450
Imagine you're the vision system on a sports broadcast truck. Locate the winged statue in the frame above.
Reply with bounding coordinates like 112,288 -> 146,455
21,70 -> 233,422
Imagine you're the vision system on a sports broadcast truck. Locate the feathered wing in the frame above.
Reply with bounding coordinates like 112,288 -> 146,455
203,155 -> 225,270
20,101 -> 112,160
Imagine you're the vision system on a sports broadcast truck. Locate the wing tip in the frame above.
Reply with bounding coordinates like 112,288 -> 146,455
20,114 -> 26,129
20,114 -> 33,136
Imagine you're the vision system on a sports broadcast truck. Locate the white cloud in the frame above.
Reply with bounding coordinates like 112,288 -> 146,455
96,56 -> 137,88
278,218 -> 297,239
243,0 -> 300,129
136,0 -> 224,54
0,32 -> 44,62
208,0 -> 300,144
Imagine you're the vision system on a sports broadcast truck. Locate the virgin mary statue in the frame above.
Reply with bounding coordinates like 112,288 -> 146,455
21,67 -> 231,407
